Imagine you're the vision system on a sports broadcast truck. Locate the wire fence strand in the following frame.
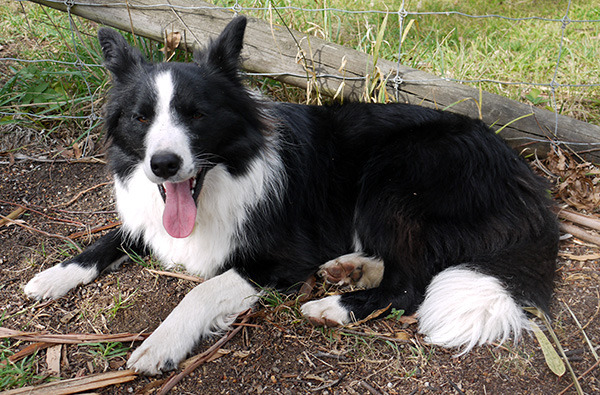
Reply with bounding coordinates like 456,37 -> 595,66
1,0 -> 599,151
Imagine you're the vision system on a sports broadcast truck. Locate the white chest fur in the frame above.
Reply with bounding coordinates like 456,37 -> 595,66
114,151 -> 284,279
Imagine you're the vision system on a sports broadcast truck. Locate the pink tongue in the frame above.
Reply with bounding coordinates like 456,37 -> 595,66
162,180 -> 197,238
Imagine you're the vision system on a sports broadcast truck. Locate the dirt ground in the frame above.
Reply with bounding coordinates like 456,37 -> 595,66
1,130 -> 599,394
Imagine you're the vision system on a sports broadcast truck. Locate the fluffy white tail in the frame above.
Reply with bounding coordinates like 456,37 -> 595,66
417,265 -> 530,355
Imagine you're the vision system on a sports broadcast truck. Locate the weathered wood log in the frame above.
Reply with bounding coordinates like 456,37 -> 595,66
29,0 -> 600,160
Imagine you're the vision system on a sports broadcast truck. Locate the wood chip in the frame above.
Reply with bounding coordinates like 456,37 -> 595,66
46,344 -> 62,376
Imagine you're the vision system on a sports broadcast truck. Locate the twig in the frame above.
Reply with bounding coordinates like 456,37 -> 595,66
311,372 -> 346,392
557,358 -> 600,395
11,153 -> 106,164
68,221 -> 121,240
0,327 -> 150,344
557,208 -> 600,232
0,199 -> 84,226
339,328 -> 410,343
560,222 -> 600,247
0,370 -> 136,395
157,309 -> 252,395
360,380 -> 383,395
558,252 -> 600,261
53,181 -> 112,208
536,313 -> 584,395
562,301 -> 599,361
448,378 -> 466,395
145,268 -> 203,283
0,214 -> 83,253
303,350 -> 317,368
0,342 -> 54,366
166,0 -> 201,47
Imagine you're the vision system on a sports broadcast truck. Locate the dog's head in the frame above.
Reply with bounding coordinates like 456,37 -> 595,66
98,16 -> 265,238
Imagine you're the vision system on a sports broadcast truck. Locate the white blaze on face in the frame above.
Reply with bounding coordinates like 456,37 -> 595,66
143,71 -> 195,183
143,71 -> 198,239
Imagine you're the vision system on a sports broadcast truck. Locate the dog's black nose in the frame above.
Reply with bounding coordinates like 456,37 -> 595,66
150,152 -> 182,179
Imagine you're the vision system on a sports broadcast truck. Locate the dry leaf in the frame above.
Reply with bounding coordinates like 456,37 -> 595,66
205,348 -> 231,363
398,314 -> 418,325
233,350 -> 251,358
73,142 -> 82,159
0,207 -> 26,227
394,331 -> 412,341
530,320 -> 566,377
161,31 -> 182,59
546,147 -> 600,212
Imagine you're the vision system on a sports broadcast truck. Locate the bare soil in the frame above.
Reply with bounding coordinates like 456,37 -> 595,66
1,135 -> 599,395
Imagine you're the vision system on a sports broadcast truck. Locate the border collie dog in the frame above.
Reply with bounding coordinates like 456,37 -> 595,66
25,16 -> 558,375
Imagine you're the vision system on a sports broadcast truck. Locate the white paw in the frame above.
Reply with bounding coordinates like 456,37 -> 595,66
301,295 -> 350,327
24,263 -> 98,300
127,327 -> 189,375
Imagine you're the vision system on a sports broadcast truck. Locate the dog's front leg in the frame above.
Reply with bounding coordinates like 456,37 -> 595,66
127,268 -> 259,375
24,229 -> 140,300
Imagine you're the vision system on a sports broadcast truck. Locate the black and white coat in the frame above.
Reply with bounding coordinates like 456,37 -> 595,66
25,16 -> 559,375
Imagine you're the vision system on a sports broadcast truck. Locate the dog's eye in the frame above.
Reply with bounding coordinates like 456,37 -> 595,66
136,115 -> 149,123
192,113 -> 203,120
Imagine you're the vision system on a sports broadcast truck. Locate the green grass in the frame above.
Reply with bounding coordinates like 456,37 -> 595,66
257,286 -> 305,322
84,342 -> 130,371
104,279 -> 137,320
0,2 -> 106,152
122,248 -> 162,270
1,0 -> 598,144
218,0 -> 600,120
0,2 -> 172,154
0,340 -> 48,391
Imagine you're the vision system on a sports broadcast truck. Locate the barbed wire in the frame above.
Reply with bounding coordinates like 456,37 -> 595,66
2,0 -> 599,150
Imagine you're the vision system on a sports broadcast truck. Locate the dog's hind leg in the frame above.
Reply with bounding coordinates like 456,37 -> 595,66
317,253 -> 384,288
24,229 -> 141,300
301,276 -> 421,327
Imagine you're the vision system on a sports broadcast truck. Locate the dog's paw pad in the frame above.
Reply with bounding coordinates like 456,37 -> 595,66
318,255 -> 364,285
318,253 -> 383,288
301,295 -> 349,327
318,260 -> 361,285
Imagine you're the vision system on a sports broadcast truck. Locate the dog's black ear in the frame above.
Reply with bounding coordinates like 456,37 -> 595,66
194,16 -> 247,77
98,27 -> 146,82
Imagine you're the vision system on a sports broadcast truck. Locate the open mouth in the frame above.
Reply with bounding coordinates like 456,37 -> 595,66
157,167 -> 209,239
158,172 -> 205,203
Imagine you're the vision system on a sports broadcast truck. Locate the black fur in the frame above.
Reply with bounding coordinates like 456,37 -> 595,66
28,17 -> 558,364
96,16 -> 558,319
